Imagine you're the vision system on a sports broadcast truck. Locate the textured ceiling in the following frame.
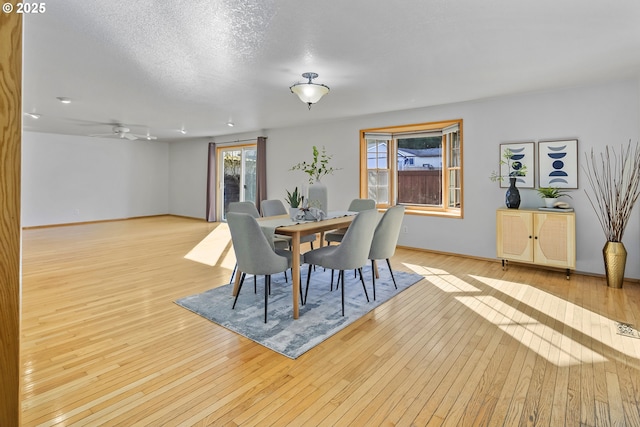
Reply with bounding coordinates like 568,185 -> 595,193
22,0 -> 640,141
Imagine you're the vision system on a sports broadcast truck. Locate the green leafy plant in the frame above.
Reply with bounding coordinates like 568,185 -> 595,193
285,187 -> 302,208
290,145 -> 340,184
489,148 -> 528,182
536,186 -> 572,199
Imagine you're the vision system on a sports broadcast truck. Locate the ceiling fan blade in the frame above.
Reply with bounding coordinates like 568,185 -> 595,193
123,133 -> 138,140
131,133 -> 157,140
68,118 -> 149,127
88,133 -> 117,137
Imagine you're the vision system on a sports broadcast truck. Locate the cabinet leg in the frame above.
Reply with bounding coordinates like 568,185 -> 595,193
566,269 -> 570,280
501,259 -> 507,271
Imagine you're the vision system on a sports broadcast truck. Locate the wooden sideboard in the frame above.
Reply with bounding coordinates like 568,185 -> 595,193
496,208 -> 576,278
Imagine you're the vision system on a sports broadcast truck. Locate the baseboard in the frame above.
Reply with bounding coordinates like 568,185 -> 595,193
22,214 -> 176,230
396,245 -> 640,284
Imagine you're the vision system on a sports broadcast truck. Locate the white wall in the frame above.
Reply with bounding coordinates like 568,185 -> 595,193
22,132 -> 169,226
168,139 -> 209,219
22,78 -> 640,279
181,78 -> 640,278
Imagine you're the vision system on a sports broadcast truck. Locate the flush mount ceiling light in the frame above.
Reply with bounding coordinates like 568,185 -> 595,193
56,97 -> 71,104
290,72 -> 330,110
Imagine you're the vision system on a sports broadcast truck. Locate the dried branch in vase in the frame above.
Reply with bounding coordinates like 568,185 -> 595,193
582,140 -> 640,242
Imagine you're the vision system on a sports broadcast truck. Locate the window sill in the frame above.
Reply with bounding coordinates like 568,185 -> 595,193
402,207 -> 463,219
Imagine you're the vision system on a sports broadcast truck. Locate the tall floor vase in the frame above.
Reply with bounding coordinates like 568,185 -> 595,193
603,241 -> 627,288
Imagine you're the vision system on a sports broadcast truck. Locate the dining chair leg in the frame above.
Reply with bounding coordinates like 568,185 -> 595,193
304,264 -> 313,305
284,269 -> 288,283
340,270 -> 345,316
371,260 -> 377,301
264,275 -> 270,323
330,269 -> 335,290
358,267 -> 370,302
232,273 -> 246,309
254,275 -> 257,293
229,263 -> 238,284
386,258 -> 398,289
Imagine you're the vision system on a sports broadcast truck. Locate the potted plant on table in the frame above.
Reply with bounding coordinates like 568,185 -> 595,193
536,186 -> 573,208
490,148 -> 528,209
290,145 -> 340,213
285,187 -> 302,220
583,141 -> 640,288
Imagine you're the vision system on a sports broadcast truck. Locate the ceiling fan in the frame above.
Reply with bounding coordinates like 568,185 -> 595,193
89,125 -> 157,141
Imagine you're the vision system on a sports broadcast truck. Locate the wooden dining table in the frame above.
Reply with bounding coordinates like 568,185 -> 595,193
232,212 -> 356,319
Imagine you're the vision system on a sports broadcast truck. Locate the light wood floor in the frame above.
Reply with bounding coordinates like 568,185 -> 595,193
20,215 -> 640,426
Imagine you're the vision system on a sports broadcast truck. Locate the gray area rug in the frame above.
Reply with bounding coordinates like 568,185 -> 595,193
175,265 -> 424,359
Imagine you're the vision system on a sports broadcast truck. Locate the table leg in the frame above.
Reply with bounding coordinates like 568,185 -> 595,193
291,231 -> 301,319
232,269 -> 242,296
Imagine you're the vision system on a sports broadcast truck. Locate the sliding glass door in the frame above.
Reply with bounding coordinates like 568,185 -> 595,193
218,145 -> 257,220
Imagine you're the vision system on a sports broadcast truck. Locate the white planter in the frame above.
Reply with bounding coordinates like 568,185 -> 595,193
308,181 -> 328,213
543,197 -> 558,208
289,207 -> 300,220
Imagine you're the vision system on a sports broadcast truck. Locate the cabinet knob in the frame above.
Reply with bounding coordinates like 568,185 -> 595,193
534,236 -> 538,239
529,235 -> 532,239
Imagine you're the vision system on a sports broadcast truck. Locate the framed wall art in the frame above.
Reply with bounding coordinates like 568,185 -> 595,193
498,142 -> 535,188
538,139 -> 578,188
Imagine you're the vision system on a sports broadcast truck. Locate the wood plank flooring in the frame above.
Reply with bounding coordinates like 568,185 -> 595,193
20,215 -> 640,426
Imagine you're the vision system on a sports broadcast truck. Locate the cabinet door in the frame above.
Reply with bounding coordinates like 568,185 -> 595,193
534,212 -> 576,268
496,210 -> 534,262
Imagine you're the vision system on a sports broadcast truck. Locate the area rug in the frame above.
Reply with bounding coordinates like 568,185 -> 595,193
175,265 -> 424,359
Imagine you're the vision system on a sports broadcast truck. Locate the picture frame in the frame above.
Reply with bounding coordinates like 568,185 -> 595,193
538,139 -> 578,188
499,142 -> 535,188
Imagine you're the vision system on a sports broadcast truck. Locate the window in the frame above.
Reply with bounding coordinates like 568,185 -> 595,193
360,119 -> 463,217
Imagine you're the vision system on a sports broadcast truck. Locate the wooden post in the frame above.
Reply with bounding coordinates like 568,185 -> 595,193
0,3 -> 22,426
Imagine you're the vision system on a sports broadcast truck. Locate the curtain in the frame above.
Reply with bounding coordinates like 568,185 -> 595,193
206,142 -> 217,222
256,136 -> 267,214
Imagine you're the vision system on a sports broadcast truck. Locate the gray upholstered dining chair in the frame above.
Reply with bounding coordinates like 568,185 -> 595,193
260,199 -> 317,249
227,212 -> 298,323
325,198 -> 376,245
227,201 -> 289,285
303,208 -> 379,316
368,205 -> 405,300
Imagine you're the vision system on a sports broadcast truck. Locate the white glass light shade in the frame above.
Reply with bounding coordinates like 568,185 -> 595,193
290,83 -> 330,104
290,72 -> 330,108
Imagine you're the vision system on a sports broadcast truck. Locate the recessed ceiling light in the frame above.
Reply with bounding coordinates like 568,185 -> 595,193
227,121 -> 234,127
25,113 -> 41,119
179,128 -> 187,135
56,97 -> 71,104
